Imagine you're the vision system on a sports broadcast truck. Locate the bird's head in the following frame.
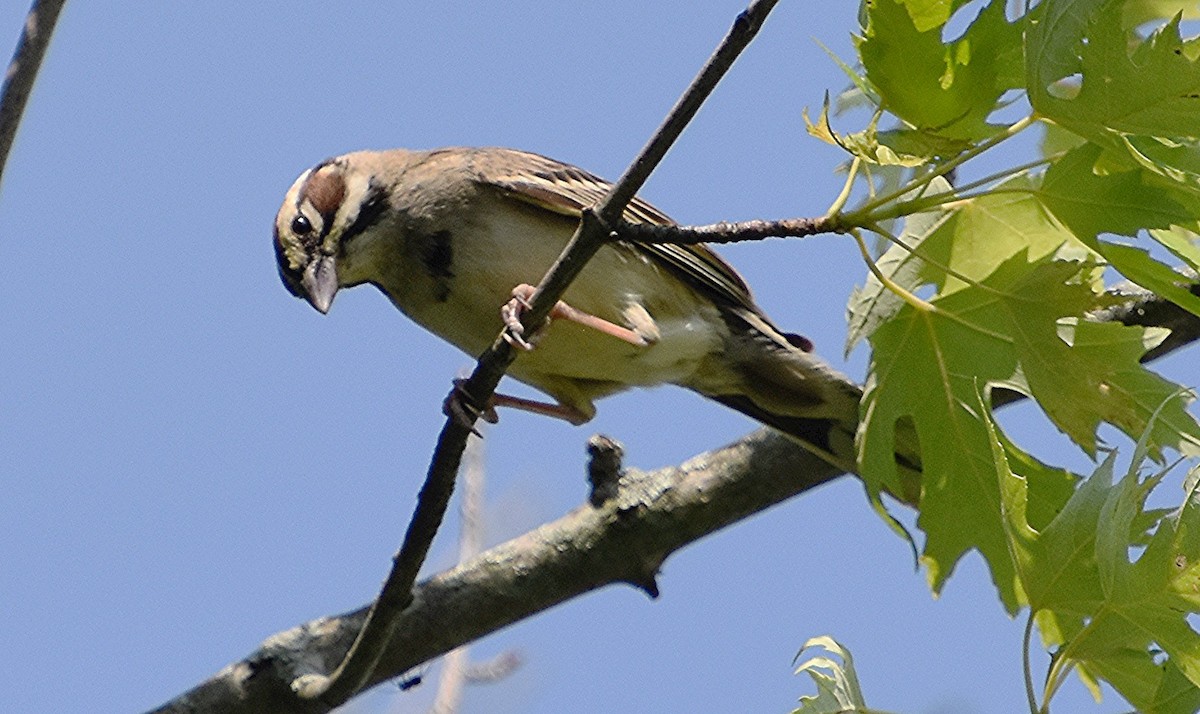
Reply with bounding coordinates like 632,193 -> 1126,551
273,155 -> 391,313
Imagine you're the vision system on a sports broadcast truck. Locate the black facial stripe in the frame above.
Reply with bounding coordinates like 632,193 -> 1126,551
339,183 -> 389,246
273,225 -> 304,298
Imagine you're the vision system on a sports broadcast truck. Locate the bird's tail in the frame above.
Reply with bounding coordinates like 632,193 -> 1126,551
705,385 -> 923,499
695,306 -> 922,490
706,392 -> 861,473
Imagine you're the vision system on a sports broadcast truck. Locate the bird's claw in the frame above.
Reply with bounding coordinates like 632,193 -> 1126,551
501,285 -> 544,351
500,282 -> 650,351
443,379 -> 499,434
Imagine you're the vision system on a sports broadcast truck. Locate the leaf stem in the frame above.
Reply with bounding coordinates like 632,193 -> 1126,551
825,155 -> 862,219
839,113 -> 1039,227
865,221 -> 989,297
1023,613 -> 1040,714
943,154 -> 1059,196
867,155 -> 1059,224
851,228 -> 933,312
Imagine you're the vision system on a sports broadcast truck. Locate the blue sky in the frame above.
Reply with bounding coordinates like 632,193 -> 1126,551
0,3 -> 1187,713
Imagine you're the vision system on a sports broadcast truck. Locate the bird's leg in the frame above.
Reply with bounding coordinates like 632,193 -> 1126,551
490,392 -> 591,425
443,378 -> 590,428
502,283 -> 651,351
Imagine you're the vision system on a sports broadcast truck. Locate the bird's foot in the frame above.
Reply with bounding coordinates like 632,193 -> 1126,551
502,283 -> 651,350
501,285 -> 545,351
443,379 -> 500,434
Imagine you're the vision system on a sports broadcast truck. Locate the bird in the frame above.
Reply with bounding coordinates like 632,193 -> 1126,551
273,146 -> 865,467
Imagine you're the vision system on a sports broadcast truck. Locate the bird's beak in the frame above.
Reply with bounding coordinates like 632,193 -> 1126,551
301,254 -> 338,314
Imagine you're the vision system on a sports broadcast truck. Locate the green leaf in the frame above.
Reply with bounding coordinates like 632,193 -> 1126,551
815,39 -> 878,105
1019,452 -> 1116,616
1086,650 -> 1200,713
860,245 -> 1200,607
1096,241 -> 1200,321
989,406 -> 1200,712
1040,120 -> 1090,160
1066,468 -> 1200,694
1026,0 -> 1106,108
1109,133 -> 1200,190
1029,0 -> 1200,139
846,173 -> 1086,353
792,636 -> 875,714
894,0 -> 960,32
845,177 -> 956,352
1123,0 -> 1200,29
1002,435 -> 1080,532
858,0 -> 1024,140
873,127 -> 974,163
1140,660 -> 1200,714
1038,143 -> 1199,245
1151,226 -> 1200,270
861,256 -> 1104,608
1033,141 -> 1200,319
803,96 -> 843,149
1065,320 -> 1200,458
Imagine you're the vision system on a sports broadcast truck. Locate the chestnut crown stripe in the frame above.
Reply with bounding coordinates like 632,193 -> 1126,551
302,165 -> 347,240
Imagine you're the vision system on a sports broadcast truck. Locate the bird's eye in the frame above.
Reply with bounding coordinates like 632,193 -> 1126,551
291,215 -> 313,236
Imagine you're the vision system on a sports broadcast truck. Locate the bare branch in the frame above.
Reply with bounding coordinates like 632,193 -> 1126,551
292,1 -> 784,706
0,0 -> 66,190
618,216 -> 835,245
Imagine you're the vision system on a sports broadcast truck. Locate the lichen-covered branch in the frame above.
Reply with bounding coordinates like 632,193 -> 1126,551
148,429 -> 841,714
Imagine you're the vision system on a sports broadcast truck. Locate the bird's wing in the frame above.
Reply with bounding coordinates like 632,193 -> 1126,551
471,148 -> 762,316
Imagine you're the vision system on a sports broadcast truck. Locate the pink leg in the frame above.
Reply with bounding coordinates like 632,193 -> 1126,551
490,392 -> 590,425
502,283 -> 650,351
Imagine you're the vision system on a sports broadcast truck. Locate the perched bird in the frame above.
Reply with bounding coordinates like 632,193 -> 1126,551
273,147 -> 864,465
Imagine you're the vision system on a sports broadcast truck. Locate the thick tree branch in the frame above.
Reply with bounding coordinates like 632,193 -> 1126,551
0,0 -> 65,191
147,284 -> 1200,714
292,0 -> 783,705
149,428 -> 840,714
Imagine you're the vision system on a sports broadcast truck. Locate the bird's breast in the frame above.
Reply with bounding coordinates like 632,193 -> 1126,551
373,190 -> 728,399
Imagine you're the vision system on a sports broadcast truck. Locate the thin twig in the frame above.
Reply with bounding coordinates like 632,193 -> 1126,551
427,647 -> 466,714
462,652 -> 522,684
618,215 -> 833,245
424,437 -> 485,714
293,0 -> 782,705
0,0 -> 66,191
426,437 -> 521,714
